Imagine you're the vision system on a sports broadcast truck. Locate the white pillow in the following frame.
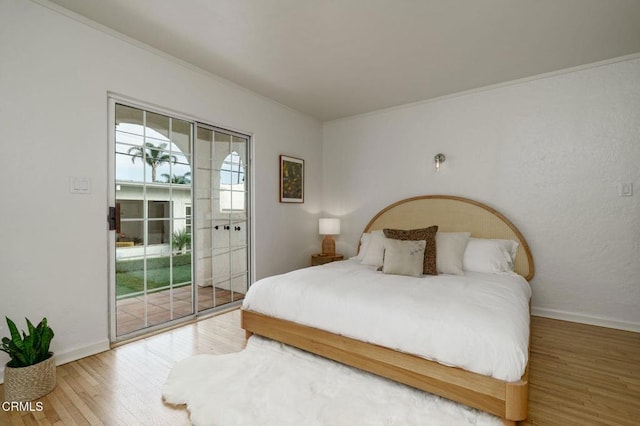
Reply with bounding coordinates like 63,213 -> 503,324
360,230 -> 386,267
382,239 -> 426,277
352,233 -> 371,260
435,232 -> 471,275
463,238 -> 519,273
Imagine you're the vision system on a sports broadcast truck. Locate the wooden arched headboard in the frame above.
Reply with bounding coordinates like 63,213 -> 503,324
362,195 -> 534,280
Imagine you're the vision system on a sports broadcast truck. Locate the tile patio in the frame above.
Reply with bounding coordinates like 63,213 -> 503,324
116,285 -> 244,336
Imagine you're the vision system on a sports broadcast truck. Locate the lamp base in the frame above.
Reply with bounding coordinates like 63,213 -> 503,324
321,236 -> 336,256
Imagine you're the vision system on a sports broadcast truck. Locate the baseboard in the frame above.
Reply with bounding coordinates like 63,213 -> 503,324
532,307 -> 640,333
0,338 -> 110,384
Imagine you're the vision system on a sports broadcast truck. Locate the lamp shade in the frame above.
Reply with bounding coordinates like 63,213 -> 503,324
319,218 -> 340,235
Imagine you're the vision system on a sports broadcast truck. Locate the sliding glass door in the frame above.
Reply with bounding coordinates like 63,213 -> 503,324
109,100 -> 250,340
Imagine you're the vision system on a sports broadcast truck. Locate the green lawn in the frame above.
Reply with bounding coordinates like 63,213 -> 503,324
116,254 -> 192,298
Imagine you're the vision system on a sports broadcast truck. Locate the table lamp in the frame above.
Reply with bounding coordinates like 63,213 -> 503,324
319,218 -> 340,256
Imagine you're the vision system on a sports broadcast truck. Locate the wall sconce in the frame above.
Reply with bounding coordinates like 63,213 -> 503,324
434,153 -> 446,171
319,218 -> 340,256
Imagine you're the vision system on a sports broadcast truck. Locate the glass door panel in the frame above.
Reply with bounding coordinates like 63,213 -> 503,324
195,125 -> 249,312
113,103 -> 194,339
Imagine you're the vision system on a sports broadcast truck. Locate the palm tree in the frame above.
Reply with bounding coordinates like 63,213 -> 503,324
127,142 -> 177,182
161,171 -> 191,184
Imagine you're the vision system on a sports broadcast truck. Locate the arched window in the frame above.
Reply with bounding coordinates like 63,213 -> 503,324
220,152 -> 245,211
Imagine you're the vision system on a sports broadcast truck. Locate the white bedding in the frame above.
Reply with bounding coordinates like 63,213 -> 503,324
242,259 -> 532,382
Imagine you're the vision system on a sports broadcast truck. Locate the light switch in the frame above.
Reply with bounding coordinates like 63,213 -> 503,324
619,182 -> 633,197
70,177 -> 91,194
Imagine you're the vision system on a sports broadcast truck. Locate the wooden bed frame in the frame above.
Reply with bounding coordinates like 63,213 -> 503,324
242,195 -> 535,425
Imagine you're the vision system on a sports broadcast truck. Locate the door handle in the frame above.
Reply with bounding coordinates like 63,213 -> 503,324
108,205 -> 121,232
108,207 -> 116,230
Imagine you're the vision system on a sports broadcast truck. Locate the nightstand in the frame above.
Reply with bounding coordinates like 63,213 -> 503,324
311,253 -> 344,266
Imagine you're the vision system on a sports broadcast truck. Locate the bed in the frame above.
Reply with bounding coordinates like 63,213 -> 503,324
241,195 -> 534,425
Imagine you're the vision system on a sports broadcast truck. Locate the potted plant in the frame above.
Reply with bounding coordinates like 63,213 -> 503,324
172,228 -> 191,254
1,317 -> 56,402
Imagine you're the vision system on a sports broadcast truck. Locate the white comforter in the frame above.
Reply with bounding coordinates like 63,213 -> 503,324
243,259 -> 531,382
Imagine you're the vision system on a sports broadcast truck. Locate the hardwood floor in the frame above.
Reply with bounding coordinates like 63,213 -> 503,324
523,317 -> 640,425
0,311 -> 246,426
1,312 -> 638,425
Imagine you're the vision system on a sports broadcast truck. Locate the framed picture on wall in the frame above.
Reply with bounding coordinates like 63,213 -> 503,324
279,155 -> 304,203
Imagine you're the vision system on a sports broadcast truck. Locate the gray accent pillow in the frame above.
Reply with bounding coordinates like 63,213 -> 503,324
382,239 -> 426,277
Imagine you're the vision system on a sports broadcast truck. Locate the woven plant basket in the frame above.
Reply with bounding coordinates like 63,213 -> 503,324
3,354 -> 56,402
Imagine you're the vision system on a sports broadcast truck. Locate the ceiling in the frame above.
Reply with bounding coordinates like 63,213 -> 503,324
46,0 -> 640,121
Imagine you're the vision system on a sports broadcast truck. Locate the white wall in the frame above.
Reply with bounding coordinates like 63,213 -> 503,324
0,0 -> 322,376
323,57 -> 640,331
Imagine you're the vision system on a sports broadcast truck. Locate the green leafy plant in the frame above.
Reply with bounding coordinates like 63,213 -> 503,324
172,228 -> 191,252
1,317 -> 54,368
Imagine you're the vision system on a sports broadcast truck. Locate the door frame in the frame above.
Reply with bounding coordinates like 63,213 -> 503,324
107,94 -> 254,342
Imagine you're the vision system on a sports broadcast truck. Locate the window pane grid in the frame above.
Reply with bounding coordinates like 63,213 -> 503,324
115,103 -> 195,338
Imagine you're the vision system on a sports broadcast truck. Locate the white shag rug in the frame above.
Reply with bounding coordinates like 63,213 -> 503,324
162,336 -> 502,426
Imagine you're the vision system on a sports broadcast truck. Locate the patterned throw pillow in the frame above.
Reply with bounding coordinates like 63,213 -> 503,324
382,239 -> 426,277
383,226 -> 438,275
